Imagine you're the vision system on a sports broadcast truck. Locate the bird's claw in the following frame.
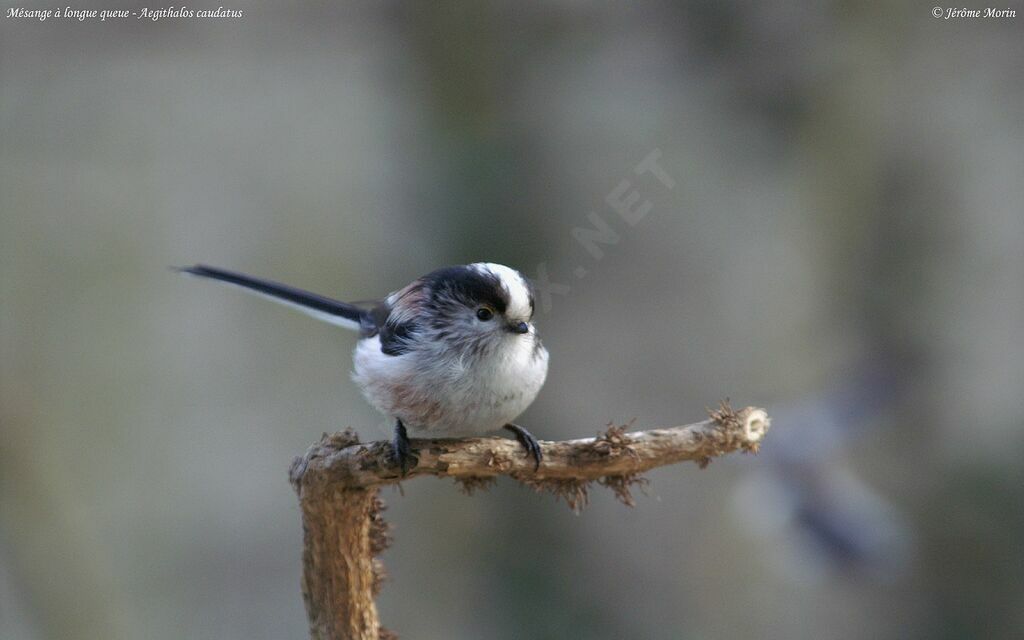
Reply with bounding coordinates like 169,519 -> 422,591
504,423 -> 543,471
391,420 -> 418,476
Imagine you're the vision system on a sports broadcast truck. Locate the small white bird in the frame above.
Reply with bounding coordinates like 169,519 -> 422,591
178,263 -> 549,473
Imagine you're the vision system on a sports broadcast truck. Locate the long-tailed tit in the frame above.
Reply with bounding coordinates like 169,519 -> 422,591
177,263 -> 549,473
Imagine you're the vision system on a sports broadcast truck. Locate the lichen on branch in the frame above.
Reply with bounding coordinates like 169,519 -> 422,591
290,402 -> 770,497
289,402 -> 770,639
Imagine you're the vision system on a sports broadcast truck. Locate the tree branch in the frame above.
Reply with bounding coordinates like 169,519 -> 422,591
290,403 -> 769,489
288,402 -> 770,640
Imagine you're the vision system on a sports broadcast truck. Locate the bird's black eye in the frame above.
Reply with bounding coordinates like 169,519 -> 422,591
476,307 -> 494,321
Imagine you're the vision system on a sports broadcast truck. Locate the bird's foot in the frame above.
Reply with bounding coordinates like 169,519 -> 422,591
391,420 -> 418,476
504,423 -> 543,471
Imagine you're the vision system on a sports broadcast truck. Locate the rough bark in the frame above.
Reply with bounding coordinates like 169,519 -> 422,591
289,402 -> 769,639
296,485 -> 381,640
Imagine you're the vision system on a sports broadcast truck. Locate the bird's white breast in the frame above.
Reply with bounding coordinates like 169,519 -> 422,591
352,333 -> 548,437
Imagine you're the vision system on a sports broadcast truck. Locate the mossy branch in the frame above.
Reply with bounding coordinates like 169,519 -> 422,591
288,402 -> 770,640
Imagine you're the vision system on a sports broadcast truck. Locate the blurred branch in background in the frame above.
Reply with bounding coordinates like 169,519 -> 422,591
288,404 -> 769,640
732,361 -> 913,582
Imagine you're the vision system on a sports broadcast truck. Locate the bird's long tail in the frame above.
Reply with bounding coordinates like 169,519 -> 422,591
176,264 -> 366,331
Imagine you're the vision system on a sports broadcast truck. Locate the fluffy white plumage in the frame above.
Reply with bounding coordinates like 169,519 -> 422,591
180,261 -> 549,440
354,262 -> 548,436
353,328 -> 548,436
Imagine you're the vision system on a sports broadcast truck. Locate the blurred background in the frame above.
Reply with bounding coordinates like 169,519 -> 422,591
2,3 -> 1023,639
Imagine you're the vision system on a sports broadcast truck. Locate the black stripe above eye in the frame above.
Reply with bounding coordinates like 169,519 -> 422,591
423,266 -> 509,313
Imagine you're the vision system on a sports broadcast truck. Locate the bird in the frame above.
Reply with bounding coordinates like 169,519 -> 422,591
176,262 -> 549,474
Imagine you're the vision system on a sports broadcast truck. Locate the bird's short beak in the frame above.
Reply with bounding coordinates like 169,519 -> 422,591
509,321 -> 530,334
